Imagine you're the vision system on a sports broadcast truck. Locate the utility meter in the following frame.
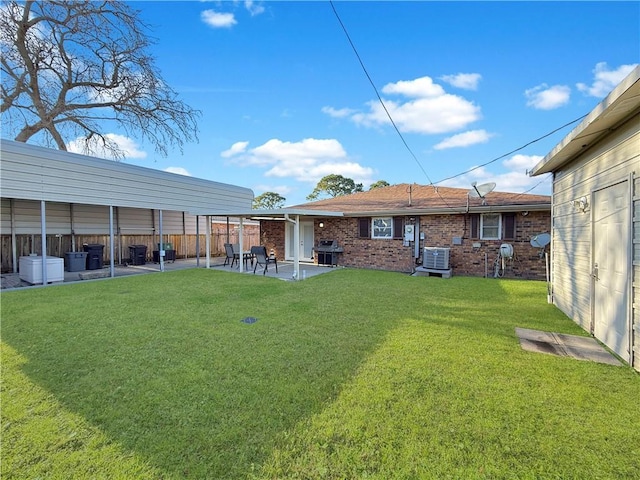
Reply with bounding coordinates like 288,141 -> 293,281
404,224 -> 415,242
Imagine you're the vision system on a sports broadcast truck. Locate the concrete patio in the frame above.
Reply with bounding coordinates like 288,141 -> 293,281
1,257 -> 340,290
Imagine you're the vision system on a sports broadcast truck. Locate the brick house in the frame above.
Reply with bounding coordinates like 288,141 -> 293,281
259,183 -> 551,280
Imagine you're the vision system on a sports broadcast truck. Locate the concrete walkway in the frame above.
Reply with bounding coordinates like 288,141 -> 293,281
1,257 -> 339,290
515,327 -> 622,366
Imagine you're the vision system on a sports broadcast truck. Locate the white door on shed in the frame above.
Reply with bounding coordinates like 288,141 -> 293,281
593,180 -> 631,362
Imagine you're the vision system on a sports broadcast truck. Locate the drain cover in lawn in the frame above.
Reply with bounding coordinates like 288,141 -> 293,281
241,317 -> 258,324
515,327 -> 621,366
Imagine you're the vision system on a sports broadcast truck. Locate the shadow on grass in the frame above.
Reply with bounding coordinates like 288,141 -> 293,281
2,270 -> 601,478
2,269 -> 413,478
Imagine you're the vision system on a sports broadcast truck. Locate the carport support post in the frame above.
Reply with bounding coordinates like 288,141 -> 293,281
40,200 -> 47,284
109,206 -> 115,278
293,215 -> 300,280
10,199 -> 17,273
158,209 -> 165,272
195,216 -> 200,267
239,217 -> 244,273
205,215 -> 211,269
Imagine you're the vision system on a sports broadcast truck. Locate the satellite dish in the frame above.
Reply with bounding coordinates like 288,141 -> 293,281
530,233 -> 551,249
468,182 -> 496,198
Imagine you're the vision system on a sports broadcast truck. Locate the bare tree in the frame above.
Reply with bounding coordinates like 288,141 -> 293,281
1,0 -> 200,159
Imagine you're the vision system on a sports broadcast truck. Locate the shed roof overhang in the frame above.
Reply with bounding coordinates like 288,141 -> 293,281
529,65 -> 640,176
189,208 -> 344,220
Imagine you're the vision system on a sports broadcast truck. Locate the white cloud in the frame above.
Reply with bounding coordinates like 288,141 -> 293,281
440,73 -> 482,90
381,76 -> 445,97
433,129 -> 493,150
221,141 -> 249,158
438,154 -> 550,194
201,9 -> 237,28
502,154 -> 543,172
576,62 -> 638,98
164,167 -> 191,176
222,137 -> 375,186
328,76 -> 481,135
524,84 -> 571,110
321,106 -> 356,118
244,1 -> 265,16
66,133 -> 147,160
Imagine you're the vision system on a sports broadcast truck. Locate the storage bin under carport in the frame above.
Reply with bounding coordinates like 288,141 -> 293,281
83,244 -> 104,270
64,251 -> 88,272
128,245 -> 147,265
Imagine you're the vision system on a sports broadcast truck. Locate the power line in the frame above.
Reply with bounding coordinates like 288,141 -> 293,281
329,0 -> 435,186
329,1 -> 583,200
434,114 -> 588,185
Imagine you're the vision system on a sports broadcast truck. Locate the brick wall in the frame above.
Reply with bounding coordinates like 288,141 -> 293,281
424,211 -> 551,280
259,221 -> 285,260
260,210 -> 550,280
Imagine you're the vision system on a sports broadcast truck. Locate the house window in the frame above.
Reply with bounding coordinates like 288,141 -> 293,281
481,213 -> 501,239
470,213 -> 516,240
372,217 -> 393,238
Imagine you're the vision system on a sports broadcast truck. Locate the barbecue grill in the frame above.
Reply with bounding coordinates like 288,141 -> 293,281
315,239 -> 344,267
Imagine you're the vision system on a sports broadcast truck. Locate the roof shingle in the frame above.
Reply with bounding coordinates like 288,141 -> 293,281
291,183 -> 550,214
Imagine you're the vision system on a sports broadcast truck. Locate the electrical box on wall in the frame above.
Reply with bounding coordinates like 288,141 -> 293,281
404,224 -> 415,242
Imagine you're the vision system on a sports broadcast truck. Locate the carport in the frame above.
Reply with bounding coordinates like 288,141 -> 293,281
0,140 -> 253,284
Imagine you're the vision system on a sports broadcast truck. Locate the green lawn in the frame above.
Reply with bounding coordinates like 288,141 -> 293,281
1,268 -> 638,479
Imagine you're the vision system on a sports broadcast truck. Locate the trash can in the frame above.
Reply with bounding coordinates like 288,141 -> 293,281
157,242 -> 173,250
64,251 -> 88,272
83,244 -> 104,270
129,245 -> 147,265
153,249 -> 176,263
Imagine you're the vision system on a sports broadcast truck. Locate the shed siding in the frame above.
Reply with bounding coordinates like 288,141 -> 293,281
551,116 -> 639,369
0,140 -> 253,212
0,198 -> 10,233
117,207 -> 155,234
69,204 -> 112,235
155,210 -> 186,235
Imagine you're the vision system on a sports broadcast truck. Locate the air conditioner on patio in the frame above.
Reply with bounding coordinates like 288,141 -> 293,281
423,247 -> 450,270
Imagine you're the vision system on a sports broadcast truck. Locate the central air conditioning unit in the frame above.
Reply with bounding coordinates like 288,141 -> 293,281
423,247 -> 450,270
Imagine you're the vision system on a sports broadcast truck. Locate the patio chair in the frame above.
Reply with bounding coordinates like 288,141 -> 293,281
251,246 -> 277,275
223,243 -> 239,268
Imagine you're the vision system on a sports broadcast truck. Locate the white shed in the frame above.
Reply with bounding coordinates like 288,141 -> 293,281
530,66 -> 640,371
0,140 -> 254,280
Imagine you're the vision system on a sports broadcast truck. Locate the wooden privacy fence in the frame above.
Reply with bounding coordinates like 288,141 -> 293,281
0,227 -> 260,273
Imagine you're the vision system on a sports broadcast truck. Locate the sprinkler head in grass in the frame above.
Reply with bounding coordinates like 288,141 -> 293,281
241,317 -> 258,324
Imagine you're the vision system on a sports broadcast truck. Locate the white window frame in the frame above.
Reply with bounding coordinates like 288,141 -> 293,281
480,213 -> 501,240
372,217 -> 393,239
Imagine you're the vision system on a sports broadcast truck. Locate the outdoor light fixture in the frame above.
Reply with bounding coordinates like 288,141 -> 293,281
319,222 -> 324,228
571,196 -> 589,213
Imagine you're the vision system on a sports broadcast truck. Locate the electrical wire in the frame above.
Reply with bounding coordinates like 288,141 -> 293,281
329,0 -> 435,187
329,0 -> 584,201
434,114 -> 588,185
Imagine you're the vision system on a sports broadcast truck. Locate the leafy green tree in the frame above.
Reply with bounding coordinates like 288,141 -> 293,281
369,180 -> 390,190
253,192 -> 286,209
306,174 -> 363,201
1,0 -> 199,159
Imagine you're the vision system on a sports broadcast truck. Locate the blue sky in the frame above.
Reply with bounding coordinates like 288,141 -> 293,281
72,1 -> 639,205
